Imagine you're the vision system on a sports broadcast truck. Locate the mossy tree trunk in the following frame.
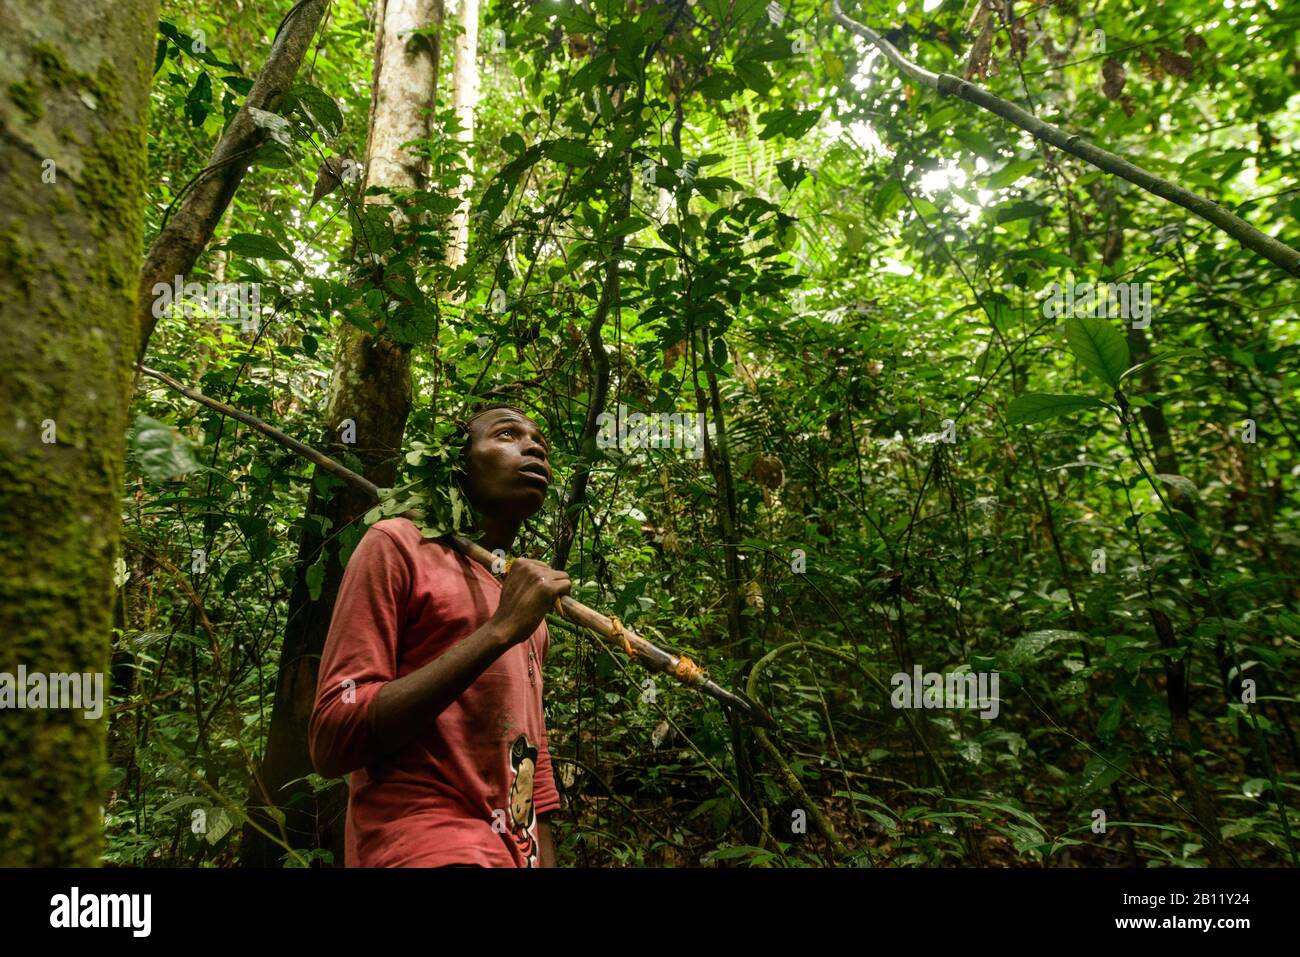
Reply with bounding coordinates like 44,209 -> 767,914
0,0 -> 159,865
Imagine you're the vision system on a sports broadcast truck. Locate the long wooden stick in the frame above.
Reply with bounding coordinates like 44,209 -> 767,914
136,364 -> 772,724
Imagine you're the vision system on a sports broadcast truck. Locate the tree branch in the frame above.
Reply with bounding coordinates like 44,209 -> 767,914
136,0 -> 331,363
829,0 -> 1300,280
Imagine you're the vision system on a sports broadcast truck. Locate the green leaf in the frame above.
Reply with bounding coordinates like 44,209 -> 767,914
1154,473 -> 1200,501
1064,316 -> 1130,390
757,107 -> 794,139
775,159 -> 807,191
695,71 -> 738,99
607,215 -> 650,237
252,140 -> 296,169
185,72 -> 212,127
734,59 -> 773,92
545,138 -> 599,167
909,196 -> 939,218
1118,348 -> 1201,384
1007,393 -> 1106,425
291,83 -> 343,136
130,414 -> 201,482
994,200 -> 1049,223
986,158 -> 1038,189
1097,696 -> 1124,739
1005,629 -> 1087,667
699,0 -> 729,22
750,40 -> 794,62
943,797 -> 1043,830
349,204 -> 396,256
706,844 -> 770,862
204,808 -> 234,845
217,232 -> 296,262
500,132 -> 526,155
306,558 -> 326,601
954,128 -> 999,161
873,179 -> 904,217
221,75 -> 254,96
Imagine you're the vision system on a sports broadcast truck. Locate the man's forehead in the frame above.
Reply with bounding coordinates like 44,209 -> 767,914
471,407 -> 544,434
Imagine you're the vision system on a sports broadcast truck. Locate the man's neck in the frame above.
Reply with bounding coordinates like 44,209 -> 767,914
478,514 -> 522,555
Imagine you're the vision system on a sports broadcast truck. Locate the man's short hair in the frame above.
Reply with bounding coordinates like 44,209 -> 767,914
463,402 -> 530,430
457,403 -> 538,460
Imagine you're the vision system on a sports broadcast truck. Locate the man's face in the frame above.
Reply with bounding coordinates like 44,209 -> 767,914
463,408 -> 552,520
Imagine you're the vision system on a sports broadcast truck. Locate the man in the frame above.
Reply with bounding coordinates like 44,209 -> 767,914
308,405 -> 571,867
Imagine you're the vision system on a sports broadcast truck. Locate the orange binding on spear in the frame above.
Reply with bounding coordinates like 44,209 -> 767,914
137,365 -> 774,726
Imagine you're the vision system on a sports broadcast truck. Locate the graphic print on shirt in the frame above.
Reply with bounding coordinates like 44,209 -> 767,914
507,733 -> 539,867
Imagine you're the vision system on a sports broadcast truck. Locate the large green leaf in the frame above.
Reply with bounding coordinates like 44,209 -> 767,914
986,158 -> 1038,189
1007,393 -> 1106,425
291,83 -> 343,136
218,232 -> 296,263
1004,629 -> 1087,667
130,414 -> 201,482
545,138 -> 599,167
1064,316 -> 1131,390
1119,347 -> 1202,384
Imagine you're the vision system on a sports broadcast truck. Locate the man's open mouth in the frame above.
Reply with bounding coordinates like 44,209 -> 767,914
518,464 -> 550,484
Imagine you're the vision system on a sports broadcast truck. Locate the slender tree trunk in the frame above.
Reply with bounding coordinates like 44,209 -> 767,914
553,170 -> 629,572
135,0 -> 328,362
1149,609 -> 1231,866
0,0 -> 159,865
687,323 -> 760,843
240,0 -> 443,867
446,0 -> 479,271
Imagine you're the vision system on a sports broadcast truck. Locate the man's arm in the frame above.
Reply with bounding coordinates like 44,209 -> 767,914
369,557 -> 570,757
369,616 -> 512,752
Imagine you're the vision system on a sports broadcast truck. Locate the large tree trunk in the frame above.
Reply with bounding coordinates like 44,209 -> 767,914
0,0 -> 159,865
240,0 -> 444,867
135,0 -> 328,363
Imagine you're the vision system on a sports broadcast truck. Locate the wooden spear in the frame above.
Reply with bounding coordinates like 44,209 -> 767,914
136,365 -> 773,725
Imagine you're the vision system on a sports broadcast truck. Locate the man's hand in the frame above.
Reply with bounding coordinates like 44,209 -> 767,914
369,557 -> 569,762
491,558 -> 571,646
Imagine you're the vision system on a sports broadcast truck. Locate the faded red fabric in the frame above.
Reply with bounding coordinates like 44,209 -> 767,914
308,517 -> 561,867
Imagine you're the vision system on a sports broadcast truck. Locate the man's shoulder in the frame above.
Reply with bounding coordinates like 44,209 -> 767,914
366,518 -> 460,564
368,516 -> 423,544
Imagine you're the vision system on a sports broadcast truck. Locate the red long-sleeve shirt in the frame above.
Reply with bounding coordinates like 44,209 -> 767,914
308,517 -> 561,867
